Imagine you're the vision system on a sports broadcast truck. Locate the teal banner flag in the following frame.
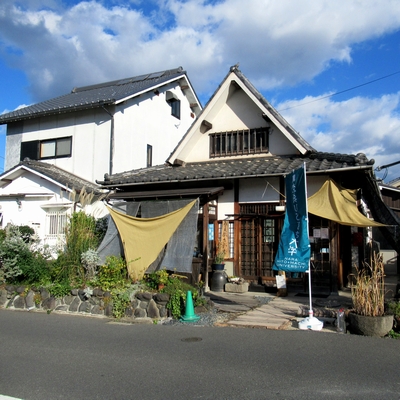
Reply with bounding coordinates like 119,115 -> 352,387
273,165 -> 310,272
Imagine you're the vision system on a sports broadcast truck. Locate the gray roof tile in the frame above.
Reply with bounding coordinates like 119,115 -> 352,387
0,67 -> 186,124
3,159 -> 103,194
98,152 -> 374,187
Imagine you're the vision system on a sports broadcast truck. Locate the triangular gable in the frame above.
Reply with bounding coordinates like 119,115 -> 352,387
167,66 -> 315,166
0,161 -> 101,194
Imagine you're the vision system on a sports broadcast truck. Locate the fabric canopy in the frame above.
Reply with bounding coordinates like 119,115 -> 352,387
107,199 -> 197,281
307,179 -> 385,227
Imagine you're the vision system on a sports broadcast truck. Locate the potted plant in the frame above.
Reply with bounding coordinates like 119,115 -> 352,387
155,269 -> 169,290
348,252 -> 393,337
212,250 -> 225,271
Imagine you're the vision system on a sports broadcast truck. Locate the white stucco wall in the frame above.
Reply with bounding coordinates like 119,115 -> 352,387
217,188 -> 235,220
239,177 -> 281,203
5,82 -> 197,183
0,171 -> 73,244
5,109 -> 110,183
112,82 -> 196,174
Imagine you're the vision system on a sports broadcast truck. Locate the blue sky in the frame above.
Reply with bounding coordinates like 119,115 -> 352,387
1,0 -> 400,182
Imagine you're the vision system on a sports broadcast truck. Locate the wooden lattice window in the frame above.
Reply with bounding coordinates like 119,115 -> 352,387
209,127 -> 269,158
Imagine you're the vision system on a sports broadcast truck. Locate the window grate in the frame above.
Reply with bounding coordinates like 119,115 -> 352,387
45,211 -> 68,238
239,204 -> 276,215
210,127 -> 269,158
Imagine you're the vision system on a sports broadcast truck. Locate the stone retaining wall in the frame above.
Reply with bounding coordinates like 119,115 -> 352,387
0,285 -> 170,320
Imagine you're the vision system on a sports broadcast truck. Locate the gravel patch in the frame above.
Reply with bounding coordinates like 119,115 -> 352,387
160,307 -> 239,327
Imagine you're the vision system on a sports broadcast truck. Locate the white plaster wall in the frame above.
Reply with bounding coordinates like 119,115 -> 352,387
307,175 -> 329,197
217,188 -> 235,220
0,171 -> 73,241
112,83 -> 196,173
240,177 -> 281,203
6,110 -> 111,183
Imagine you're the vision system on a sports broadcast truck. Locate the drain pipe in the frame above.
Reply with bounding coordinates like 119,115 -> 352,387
102,105 -> 114,176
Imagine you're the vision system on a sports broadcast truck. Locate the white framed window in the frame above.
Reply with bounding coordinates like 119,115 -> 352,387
21,136 -> 72,161
45,209 -> 69,239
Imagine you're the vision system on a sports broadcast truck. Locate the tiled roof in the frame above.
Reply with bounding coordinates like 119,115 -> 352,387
0,67 -> 186,124
3,160 -> 103,194
98,152 -> 374,187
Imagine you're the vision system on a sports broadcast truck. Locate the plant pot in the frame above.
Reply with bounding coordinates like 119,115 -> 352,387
212,263 -> 225,271
348,312 -> 394,337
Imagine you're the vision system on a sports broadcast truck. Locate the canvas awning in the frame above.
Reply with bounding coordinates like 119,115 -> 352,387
107,199 -> 197,281
307,179 -> 386,227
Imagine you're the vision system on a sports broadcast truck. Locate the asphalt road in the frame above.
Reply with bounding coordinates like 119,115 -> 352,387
0,309 -> 399,400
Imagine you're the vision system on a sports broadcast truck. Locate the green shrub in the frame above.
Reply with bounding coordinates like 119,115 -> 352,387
64,212 -> 98,264
162,277 -> 200,319
144,269 -> 170,289
18,225 -> 35,243
0,226 -> 31,283
94,216 -> 109,244
47,281 -> 72,298
98,256 -> 128,291
0,225 -> 54,285
111,288 -> 131,319
0,229 -> 7,243
81,249 -> 100,281
54,211 -> 99,284
387,301 -> 400,317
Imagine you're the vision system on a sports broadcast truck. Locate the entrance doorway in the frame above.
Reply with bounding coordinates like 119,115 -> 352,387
241,218 -> 278,280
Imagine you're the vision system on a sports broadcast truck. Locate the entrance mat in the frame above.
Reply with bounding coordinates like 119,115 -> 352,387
295,293 -> 329,299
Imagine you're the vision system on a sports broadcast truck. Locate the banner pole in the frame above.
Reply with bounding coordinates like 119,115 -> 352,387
299,163 -> 323,331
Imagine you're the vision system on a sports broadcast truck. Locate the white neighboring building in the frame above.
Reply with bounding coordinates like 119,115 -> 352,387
0,67 -> 201,183
0,67 -> 201,244
0,160 -> 107,249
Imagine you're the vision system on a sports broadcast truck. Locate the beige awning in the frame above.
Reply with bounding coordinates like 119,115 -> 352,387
107,199 -> 197,281
308,179 -> 386,227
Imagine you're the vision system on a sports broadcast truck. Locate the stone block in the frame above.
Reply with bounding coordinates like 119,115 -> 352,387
42,297 -> 56,310
154,293 -> 170,305
136,292 -> 152,301
40,288 -> 50,300
14,296 -> 26,309
55,305 -> 69,312
69,297 -> 80,312
147,299 -> 160,319
63,295 -> 74,305
134,308 -> 146,318
139,301 -> 148,309
79,301 -> 92,313
0,289 -> 8,306
104,304 -> 113,317
16,286 -> 26,294
224,283 -> 249,293
25,290 -> 35,309
91,305 -> 104,315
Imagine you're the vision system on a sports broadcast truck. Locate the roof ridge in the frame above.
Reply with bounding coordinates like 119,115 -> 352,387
71,66 -> 184,93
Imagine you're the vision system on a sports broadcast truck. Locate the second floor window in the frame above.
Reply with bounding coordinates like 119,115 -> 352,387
147,144 -> 152,167
20,136 -> 72,161
168,98 -> 180,119
210,127 -> 269,158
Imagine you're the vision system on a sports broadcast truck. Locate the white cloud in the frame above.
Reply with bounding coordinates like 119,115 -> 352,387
1,0 -> 400,101
278,93 -> 400,181
1,0 -> 400,180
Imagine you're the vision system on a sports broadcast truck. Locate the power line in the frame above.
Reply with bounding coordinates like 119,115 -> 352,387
278,70 -> 400,112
